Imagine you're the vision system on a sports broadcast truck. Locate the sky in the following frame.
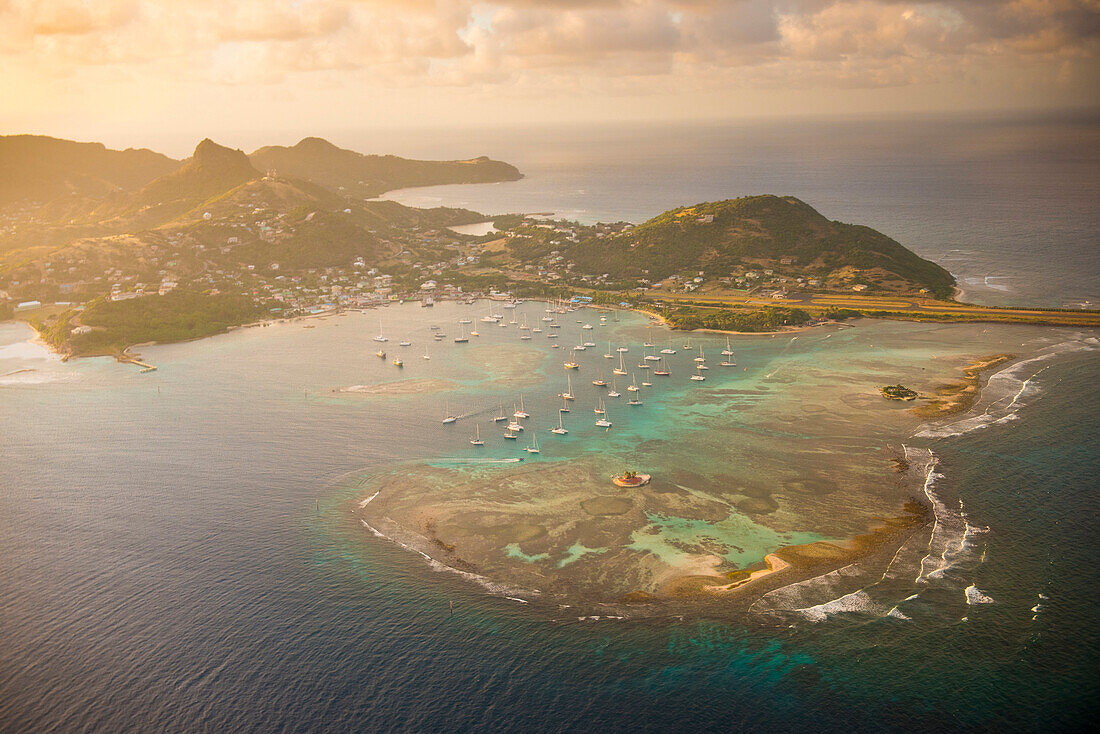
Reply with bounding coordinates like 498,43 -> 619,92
2,0 -> 1098,154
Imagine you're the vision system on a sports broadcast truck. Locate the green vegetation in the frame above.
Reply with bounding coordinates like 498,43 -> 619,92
69,290 -> 268,356
881,385 -> 919,401
557,196 -> 956,298
664,305 -> 812,332
248,137 -> 521,198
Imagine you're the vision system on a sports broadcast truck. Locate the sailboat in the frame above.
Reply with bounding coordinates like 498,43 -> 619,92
690,365 -> 706,381
641,376 -> 652,387
660,337 -> 676,355
470,425 -> 485,446
562,375 -> 575,401
442,401 -> 457,424
493,403 -> 508,422
532,325 -> 543,334
594,398 -> 605,415
604,341 -> 613,359
560,395 -> 571,412
683,337 -> 692,350
643,339 -> 654,348
519,314 -> 529,330
507,403 -> 524,432
509,312 -> 517,325
574,344 -> 587,351
399,339 -> 411,347
720,337 -> 736,366
616,345 -> 628,352
628,389 -> 643,405
514,395 -> 529,419
582,323 -> 593,330
551,412 -> 568,435
454,322 -> 469,343
480,303 -> 497,323
653,358 -> 671,376
524,435 -> 540,454
595,409 -> 612,428
694,345 -> 706,363
627,373 -> 640,392
504,428 -> 519,440
564,350 -> 579,369
459,316 -> 472,324
592,369 -> 607,387
373,317 -> 388,342
613,352 -> 628,376
422,345 -> 431,360
607,379 -> 621,398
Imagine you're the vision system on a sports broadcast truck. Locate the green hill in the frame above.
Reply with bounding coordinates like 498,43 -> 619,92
563,196 -> 955,298
90,139 -> 261,228
0,135 -> 179,205
249,137 -> 522,197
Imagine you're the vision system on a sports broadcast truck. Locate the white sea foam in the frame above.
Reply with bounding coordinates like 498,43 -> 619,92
965,585 -> 994,605
358,491 -> 379,508
796,589 -> 887,622
360,519 -> 385,538
915,337 -> 1097,439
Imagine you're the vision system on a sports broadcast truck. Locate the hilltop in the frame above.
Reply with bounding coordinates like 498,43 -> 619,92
538,196 -> 956,298
249,137 -> 522,197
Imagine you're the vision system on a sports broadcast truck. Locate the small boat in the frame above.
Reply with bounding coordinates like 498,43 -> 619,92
551,413 -> 568,435
613,353 -> 628,376
524,435 -> 540,454
582,323 -> 593,330
637,362 -> 650,370
392,357 -> 403,367
399,340 -> 411,347
376,350 -> 386,359
442,401 -> 457,424
583,342 -> 596,348
493,403 -> 508,422
564,350 -> 580,370
514,396 -> 529,419
562,375 -> 575,401
574,345 -> 587,351
507,418 -> 524,432
617,346 -> 628,352
641,378 -> 652,387
643,341 -> 654,348
547,333 -> 558,339
459,318 -> 472,324
698,364 -> 709,371
469,329 -> 480,337
520,334 -> 532,341
470,425 -> 485,446
532,327 -> 543,334
628,395 -> 642,405
430,325 -> 440,331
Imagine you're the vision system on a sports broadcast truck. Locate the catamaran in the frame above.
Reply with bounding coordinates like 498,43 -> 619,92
564,350 -> 579,369
514,395 -> 529,419
373,318 -> 388,342
454,322 -> 469,343
494,403 -> 508,422
525,435 -> 540,454
507,403 -> 524,431
720,337 -> 736,366
694,345 -> 706,363
582,323 -> 593,330
504,428 -> 518,440
399,339 -> 411,347
660,337 -> 676,355
628,390 -> 642,405
627,373 -> 640,392
442,401 -> 457,424
613,352 -> 628,376
691,366 -> 706,381
595,410 -> 612,428
470,425 -> 485,446
551,413 -> 568,435
607,379 -> 621,398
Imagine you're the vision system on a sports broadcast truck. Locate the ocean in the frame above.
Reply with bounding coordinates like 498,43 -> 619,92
2,115 -> 1099,732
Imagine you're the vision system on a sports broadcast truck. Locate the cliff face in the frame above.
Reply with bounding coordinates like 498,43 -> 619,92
249,137 -> 522,196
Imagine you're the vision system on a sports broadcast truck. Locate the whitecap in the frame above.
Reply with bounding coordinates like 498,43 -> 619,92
965,584 -> 994,605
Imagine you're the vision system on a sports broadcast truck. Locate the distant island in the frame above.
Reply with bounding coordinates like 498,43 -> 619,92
0,134 -> 1096,359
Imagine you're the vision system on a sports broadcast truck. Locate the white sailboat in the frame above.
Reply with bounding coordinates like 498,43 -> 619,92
604,341 -> 613,359
691,365 -> 706,381
373,317 -> 388,342
562,375 -> 575,401
628,390 -> 642,405
607,379 -> 621,398
493,403 -> 508,422
613,352 -> 628,376
551,412 -> 568,435
514,395 -> 529,419
519,315 -> 529,330
627,373 -> 640,392
423,345 -> 431,360
470,425 -> 485,446
722,337 -> 734,356
564,350 -> 579,369
694,345 -> 705,363
720,337 -> 736,366
660,337 -> 676,355
454,322 -> 469,343
442,401 -> 457,424
595,409 -> 612,428
560,395 -> 571,412
507,403 -> 524,432
525,435 -> 540,454
654,357 -> 671,376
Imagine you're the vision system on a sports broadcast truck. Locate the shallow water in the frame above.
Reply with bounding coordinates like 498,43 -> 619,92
0,304 -> 1096,731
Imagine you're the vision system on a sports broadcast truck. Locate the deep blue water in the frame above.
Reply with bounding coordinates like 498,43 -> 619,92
0,309 -> 1097,732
